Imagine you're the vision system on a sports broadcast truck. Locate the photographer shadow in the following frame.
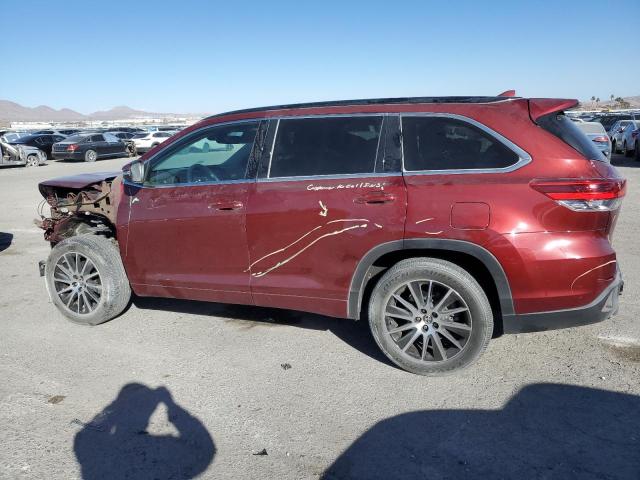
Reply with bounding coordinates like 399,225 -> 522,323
74,383 -> 214,479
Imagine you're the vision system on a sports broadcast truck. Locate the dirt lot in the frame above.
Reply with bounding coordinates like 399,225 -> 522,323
1,155 -> 639,479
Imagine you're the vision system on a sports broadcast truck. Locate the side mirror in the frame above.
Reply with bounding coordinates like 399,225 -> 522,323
124,160 -> 145,184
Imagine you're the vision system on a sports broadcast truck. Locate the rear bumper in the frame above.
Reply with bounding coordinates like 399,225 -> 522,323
502,268 -> 623,333
53,151 -> 84,160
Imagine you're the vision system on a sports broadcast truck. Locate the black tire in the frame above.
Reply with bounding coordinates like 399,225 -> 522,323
25,154 -> 39,167
45,235 -> 131,325
611,140 -> 617,154
635,141 -> 640,162
84,149 -> 97,162
368,258 -> 493,375
624,141 -> 632,157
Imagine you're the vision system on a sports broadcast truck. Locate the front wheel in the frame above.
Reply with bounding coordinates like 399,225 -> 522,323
84,149 -> 97,162
611,140 -> 617,154
368,258 -> 493,375
635,141 -> 640,162
624,141 -> 632,157
45,235 -> 131,325
26,154 -> 40,167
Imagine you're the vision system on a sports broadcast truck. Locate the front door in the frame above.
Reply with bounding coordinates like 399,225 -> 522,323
125,121 -> 261,304
246,115 -> 407,318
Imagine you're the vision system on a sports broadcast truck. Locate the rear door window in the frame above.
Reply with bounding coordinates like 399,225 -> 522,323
91,135 -> 105,142
402,116 -> 520,171
269,116 -> 382,178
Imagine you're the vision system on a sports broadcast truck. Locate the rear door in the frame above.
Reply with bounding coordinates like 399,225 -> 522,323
103,133 -> 125,156
124,120 -> 263,304
245,115 -> 407,318
90,134 -> 107,156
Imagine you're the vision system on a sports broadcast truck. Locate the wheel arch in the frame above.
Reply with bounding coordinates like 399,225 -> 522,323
347,239 -> 515,332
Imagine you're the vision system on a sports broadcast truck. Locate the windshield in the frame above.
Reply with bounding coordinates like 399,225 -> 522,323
538,112 -> 606,161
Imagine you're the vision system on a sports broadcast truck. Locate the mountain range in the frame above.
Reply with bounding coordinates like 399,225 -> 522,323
0,100 -> 195,122
2,95 -> 639,123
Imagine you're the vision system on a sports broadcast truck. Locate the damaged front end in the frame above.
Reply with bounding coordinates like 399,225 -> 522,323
36,172 -> 124,244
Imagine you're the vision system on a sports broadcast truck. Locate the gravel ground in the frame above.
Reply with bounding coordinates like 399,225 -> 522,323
0,155 -> 639,479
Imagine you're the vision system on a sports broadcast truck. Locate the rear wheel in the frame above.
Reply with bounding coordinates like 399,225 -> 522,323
612,140 -> 617,154
368,258 -> 493,375
84,149 -> 97,162
624,141 -> 632,157
635,141 -> 640,162
45,235 -> 131,325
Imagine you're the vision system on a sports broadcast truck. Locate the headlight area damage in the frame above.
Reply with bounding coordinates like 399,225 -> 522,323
35,172 -> 124,244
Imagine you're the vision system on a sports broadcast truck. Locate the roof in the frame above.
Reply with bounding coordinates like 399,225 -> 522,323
204,96 -> 518,120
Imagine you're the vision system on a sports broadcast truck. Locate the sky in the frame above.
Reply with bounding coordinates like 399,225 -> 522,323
1,0 -> 638,115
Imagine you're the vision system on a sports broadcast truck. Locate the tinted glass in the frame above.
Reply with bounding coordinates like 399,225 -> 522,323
146,121 -> 259,185
91,135 -> 105,142
65,134 -> 88,142
269,116 -> 382,178
9,134 -> 37,144
538,112 -> 606,161
402,117 -> 519,171
132,133 -> 148,139
103,133 -> 119,142
577,122 -> 606,134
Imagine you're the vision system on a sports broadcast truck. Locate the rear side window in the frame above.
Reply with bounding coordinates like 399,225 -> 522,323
537,113 -> 606,161
91,135 -> 105,142
402,116 -> 519,171
269,116 -> 382,178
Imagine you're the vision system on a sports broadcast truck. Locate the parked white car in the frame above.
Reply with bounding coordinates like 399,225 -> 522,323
131,131 -> 177,154
576,122 -> 611,160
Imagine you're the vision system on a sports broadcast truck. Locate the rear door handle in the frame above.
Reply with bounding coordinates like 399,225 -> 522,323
208,200 -> 243,211
354,192 -> 396,205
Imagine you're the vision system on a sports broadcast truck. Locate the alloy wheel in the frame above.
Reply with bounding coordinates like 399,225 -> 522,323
52,252 -> 102,315
383,280 -> 472,362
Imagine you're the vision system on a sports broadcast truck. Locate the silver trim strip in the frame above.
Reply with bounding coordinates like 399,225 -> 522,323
123,178 -> 253,190
257,172 -> 402,183
399,113 -> 532,175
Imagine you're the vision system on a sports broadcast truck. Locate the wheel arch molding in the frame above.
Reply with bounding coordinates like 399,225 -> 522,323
347,238 -> 515,320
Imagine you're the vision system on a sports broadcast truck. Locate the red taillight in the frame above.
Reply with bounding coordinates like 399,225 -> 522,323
530,179 -> 626,212
592,136 -> 609,143
67,144 -> 78,152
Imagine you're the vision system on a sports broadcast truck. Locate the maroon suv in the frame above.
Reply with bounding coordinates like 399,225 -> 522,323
37,95 -> 626,375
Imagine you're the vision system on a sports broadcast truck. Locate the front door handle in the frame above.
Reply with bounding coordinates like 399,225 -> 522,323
208,200 -> 243,211
354,192 -> 396,205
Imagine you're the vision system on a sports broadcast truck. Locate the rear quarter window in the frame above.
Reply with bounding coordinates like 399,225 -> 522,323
402,116 -> 520,171
537,113 -> 606,161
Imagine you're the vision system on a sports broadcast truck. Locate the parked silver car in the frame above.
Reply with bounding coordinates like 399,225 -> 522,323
609,119 -> 637,154
615,120 -> 640,157
0,137 -> 47,167
576,121 -> 611,160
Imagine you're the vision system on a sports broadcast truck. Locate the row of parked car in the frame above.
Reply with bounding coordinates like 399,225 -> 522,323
569,112 -> 640,161
0,125 -> 184,167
